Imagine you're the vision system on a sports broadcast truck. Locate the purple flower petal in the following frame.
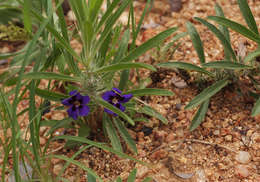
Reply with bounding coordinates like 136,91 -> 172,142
67,106 -> 78,120
102,90 -> 116,102
62,97 -> 73,106
116,103 -> 125,112
120,94 -> 133,103
78,105 -> 90,116
69,90 -> 78,96
104,108 -> 117,116
81,95 -> 90,104
112,88 -> 122,94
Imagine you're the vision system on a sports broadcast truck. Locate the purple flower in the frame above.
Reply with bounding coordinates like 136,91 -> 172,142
62,90 -> 90,120
102,88 -> 133,116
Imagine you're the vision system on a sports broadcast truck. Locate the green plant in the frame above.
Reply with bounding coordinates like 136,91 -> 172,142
158,0 -> 259,131
87,168 -> 153,182
0,0 -> 178,181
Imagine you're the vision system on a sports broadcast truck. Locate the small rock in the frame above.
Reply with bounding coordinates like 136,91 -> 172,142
53,164 -> 63,176
166,133 -> 175,143
195,169 -> 207,182
172,79 -> 187,88
136,166 -> 149,178
235,151 -> 251,164
213,130 -> 220,136
235,165 -> 249,178
225,135 -> 233,142
176,103 -> 182,110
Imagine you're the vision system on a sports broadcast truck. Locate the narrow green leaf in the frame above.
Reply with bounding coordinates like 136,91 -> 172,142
22,72 -> 79,82
124,88 -> 174,96
138,105 -> 168,124
103,114 -> 123,152
189,99 -> 209,131
113,29 -> 130,63
157,61 -> 214,77
208,16 -> 260,44
194,17 -> 237,62
53,135 -> 148,166
89,0 -> 103,22
96,98 -> 135,126
35,88 -> 66,101
119,27 -> 178,62
87,172 -> 97,182
95,62 -> 156,73
52,155 -> 103,182
185,79 -> 229,110
202,61 -> 252,70
142,177 -> 153,182
186,21 -> 205,64
237,0 -> 258,34
244,49 -> 260,63
252,98 -> 260,116
127,168 -> 137,182
114,118 -> 137,154
23,0 -> 32,33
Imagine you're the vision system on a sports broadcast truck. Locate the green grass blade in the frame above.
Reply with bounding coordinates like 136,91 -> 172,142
142,177 -> 153,182
138,105 -> 168,124
23,0 -> 32,33
127,168 -> 137,182
124,88 -> 174,96
194,17 -> 237,62
237,0 -> 258,34
35,88 -> 66,101
52,155 -> 103,182
22,72 -> 79,82
113,29 -> 130,63
96,98 -> 135,125
95,62 -> 156,73
208,16 -> 260,44
202,61 -> 252,69
114,118 -> 137,154
185,79 -> 229,110
186,21 -> 205,64
251,98 -> 260,116
244,49 -> 260,63
157,61 -> 214,77
52,135 -> 148,165
119,27 -> 178,62
189,99 -> 209,131
103,114 -> 123,152
214,3 -> 230,42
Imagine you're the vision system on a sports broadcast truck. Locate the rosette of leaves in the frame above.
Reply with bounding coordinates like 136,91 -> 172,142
157,0 -> 259,131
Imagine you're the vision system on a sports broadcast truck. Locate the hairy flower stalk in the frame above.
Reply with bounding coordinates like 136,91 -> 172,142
102,88 -> 133,116
62,90 -> 90,120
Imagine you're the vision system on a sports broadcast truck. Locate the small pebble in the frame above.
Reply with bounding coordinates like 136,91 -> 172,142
235,165 -> 249,178
213,130 -> 220,136
53,164 -> 63,176
225,135 -> 233,142
235,151 -> 251,164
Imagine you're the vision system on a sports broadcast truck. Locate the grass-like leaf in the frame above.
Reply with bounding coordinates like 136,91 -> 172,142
189,99 -> 209,131
103,114 -> 123,152
202,61 -> 252,69
208,16 -> 260,44
124,88 -> 173,96
52,155 -> 103,182
22,72 -> 79,82
127,168 -> 137,182
119,27 -> 178,62
114,118 -> 137,154
95,62 -> 156,73
53,135 -> 148,166
138,105 -> 168,124
237,0 -> 258,35
185,79 -> 229,110
186,21 -> 205,64
252,98 -> 260,116
35,88 -> 66,101
244,49 -> 260,63
157,61 -> 214,77
194,17 -> 237,62
96,98 -> 135,125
